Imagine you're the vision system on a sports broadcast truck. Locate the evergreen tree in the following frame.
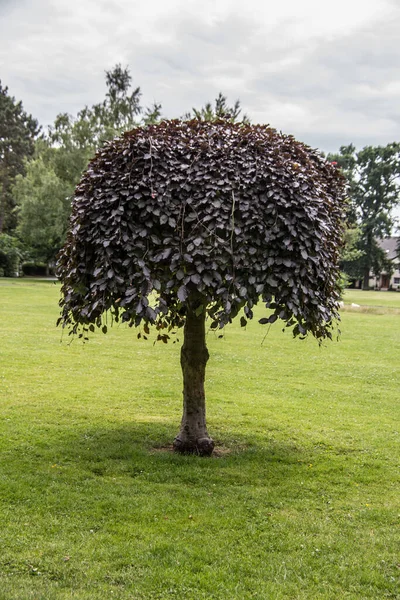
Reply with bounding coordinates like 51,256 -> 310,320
0,81 -> 40,233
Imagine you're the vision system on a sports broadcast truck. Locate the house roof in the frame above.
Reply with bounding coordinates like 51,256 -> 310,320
379,237 -> 399,261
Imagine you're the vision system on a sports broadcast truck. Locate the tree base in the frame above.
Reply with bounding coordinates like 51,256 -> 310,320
173,434 -> 215,457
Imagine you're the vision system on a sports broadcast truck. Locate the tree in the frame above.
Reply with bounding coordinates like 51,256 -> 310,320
13,150 -> 70,265
47,64 -> 145,156
339,227 -> 365,284
143,102 -> 163,126
0,233 -> 22,276
14,65 -> 163,265
57,120 -> 346,455
186,93 -> 249,123
45,64 -> 145,189
329,143 -> 400,289
0,81 -> 40,233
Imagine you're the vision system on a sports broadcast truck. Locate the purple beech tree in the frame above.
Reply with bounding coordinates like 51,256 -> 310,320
57,120 -> 346,456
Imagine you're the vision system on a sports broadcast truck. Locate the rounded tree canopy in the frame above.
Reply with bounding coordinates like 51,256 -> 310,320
57,119 -> 346,341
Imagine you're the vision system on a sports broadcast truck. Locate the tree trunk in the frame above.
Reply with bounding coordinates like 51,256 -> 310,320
0,174 -> 7,234
362,230 -> 373,290
173,297 -> 214,456
362,267 -> 370,291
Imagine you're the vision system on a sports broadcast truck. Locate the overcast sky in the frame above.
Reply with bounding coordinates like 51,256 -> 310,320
1,0 -> 400,154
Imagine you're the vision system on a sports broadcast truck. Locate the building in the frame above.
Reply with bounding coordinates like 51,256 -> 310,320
369,237 -> 400,290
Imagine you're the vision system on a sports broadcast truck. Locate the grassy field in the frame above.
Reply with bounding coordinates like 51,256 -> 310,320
0,280 -> 399,599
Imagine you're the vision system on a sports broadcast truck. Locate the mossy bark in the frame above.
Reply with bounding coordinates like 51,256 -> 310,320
173,299 -> 214,456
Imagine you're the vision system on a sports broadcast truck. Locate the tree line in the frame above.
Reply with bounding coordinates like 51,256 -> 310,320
1,64 -> 399,286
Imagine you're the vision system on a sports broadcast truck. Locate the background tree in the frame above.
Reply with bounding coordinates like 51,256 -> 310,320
57,120 -> 346,456
46,64 -> 145,188
0,81 -> 40,233
339,226 -> 365,285
186,93 -> 249,123
13,148 -> 70,266
47,64 -> 144,156
13,65 -> 162,267
329,143 -> 400,289
0,233 -> 22,276
143,102 -> 163,126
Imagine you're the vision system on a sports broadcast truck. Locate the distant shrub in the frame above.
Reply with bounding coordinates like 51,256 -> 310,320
22,262 -> 54,276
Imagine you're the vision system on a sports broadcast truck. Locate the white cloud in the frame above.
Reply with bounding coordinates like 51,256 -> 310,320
1,0 -> 399,152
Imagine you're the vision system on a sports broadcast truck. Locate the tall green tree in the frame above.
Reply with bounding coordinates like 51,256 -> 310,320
329,143 -> 400,289
14,65 -> 162,265
48,64 -> 144,157
0,81 -> 40,233
14,148 -> 70,265
0,233 -> 22,276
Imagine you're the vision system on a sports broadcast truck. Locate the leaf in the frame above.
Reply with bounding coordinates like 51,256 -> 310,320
146,307 -> 157,321
301,249 -> 308,260
258,318 -> 269,325
266,276 -> 278,287
102,325 -> 108,334
240,316 -> 247,327
161,248 -> 172,260
177,285 -> 188,302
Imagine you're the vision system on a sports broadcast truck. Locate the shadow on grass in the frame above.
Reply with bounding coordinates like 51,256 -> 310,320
24,420 -> 308,488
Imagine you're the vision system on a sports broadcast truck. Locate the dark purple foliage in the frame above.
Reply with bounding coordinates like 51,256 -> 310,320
57,120 -> 347,341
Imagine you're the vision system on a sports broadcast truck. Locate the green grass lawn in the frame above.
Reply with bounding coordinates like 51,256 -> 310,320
343,288 -> 400,310
0,280 -> 399,599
